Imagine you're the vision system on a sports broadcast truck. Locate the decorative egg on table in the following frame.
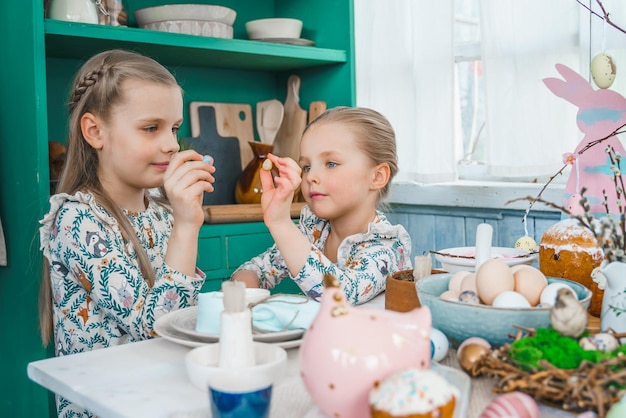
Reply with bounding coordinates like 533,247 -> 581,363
430,328 -> 449,362
579,332 -> 619,352
480,391 -> 539,418
299,274 -> 432,418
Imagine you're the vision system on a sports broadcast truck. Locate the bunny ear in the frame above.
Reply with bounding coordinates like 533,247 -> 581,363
542,64 -> 593,106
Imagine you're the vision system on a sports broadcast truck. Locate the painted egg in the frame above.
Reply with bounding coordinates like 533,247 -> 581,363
515,236 -> 537,252
539,282 -> 575,307
492,290 -> 531,308
480,391 -> 539,418
590,52 -> 616,89
458,337 -> 491,354
457,343 -> 490,374
576,413 -> 597,418
579,333 -> 619,352
430,328 -> 450,362
458,290 -> 480,305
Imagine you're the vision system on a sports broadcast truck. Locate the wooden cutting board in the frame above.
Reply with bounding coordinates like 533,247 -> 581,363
182,106 -> 242,205
272,75 -> 308,162
308,100 -> 327,123
189,101 -> 254,169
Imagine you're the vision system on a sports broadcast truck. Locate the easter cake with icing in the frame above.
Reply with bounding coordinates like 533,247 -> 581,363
369,368 -> 458,418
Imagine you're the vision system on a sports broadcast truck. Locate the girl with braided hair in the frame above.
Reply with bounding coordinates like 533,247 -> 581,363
38,49 -> 215,417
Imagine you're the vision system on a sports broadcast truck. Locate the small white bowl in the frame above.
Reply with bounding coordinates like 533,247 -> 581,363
185,342 -> 287,392
245,18 -> 303,40
434,246 -> 538,273
134,4 -> 237,26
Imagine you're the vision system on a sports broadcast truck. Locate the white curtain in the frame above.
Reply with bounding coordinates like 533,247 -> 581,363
354,0 -> 626,183
355,1 -> 456,183
479,0 -> 581,178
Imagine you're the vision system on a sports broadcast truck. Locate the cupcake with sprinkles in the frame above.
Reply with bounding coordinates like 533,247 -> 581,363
369,368 -> 459,418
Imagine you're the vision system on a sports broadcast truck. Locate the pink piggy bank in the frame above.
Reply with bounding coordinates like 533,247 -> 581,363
299,274 -> 432,418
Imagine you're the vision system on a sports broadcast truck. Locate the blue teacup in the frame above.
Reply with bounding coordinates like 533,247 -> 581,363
209,385 -> 272,418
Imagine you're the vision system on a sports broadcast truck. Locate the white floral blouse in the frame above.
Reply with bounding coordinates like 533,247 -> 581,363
233,205 -> 412,305
40,191 -> 205,417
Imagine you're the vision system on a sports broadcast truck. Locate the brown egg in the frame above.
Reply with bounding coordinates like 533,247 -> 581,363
513,265 -> 548,306
459,273 -> 477,293
457,343 -> 490,374
449,270 -> 471,292
475,259 -> 515,305
440,289 -> 461,301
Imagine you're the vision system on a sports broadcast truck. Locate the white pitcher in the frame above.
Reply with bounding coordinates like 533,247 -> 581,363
48,0 -> 99,24
596,261 -> 626,342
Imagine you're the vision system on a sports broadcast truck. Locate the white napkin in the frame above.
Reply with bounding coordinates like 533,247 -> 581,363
195,292 -> 320,334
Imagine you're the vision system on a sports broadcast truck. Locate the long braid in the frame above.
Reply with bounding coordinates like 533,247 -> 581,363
68,68 -> 103,114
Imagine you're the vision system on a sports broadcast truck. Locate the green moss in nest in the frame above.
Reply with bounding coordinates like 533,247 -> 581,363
509,328 -> 615,370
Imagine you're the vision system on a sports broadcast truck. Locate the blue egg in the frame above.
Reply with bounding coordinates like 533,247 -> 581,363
430,328 -> 450,362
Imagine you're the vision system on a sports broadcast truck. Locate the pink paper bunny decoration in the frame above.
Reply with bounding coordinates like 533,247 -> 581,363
543,64 -> 626,215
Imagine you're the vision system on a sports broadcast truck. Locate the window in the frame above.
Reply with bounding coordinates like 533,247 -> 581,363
355,0 -> 626,185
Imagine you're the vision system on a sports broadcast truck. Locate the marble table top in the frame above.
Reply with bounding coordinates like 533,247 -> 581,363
27,293 -> 584,417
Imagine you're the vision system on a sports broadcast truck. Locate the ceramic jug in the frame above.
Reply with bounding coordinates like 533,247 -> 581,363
48,0 -> 99,23
235,142 -> 277,204
299,274 -> 432,418
596,261 -> 626,342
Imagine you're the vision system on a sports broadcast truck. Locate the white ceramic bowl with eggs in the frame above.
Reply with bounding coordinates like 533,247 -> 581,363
434,246 -> 537,273
416,274 -> 591,347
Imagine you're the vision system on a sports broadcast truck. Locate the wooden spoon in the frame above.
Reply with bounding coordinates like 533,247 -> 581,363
256,99 -> 284,145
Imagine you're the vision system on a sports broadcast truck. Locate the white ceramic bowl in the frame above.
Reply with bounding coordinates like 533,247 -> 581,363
434,246 -> 538,273
142,20 -> 233,38
416,274 -> 591,347
134,4 -> 236,26
185,342 -> 287,392
245,18 -> 303,40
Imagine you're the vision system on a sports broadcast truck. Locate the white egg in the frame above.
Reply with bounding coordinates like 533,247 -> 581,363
430,328 -> 450,362
492,290 -> 531,308
540,282 -> 575,307
591,52 -> 616,89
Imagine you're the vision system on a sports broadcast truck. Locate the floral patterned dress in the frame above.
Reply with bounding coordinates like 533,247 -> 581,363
39,191 -> 205,418
234,205 -> 412,305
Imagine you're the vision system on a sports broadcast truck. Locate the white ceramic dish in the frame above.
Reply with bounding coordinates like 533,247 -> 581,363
434,246 -> 538,273
141,19 -> 233,38
245,18 -> 303,40
185,342 -> 287,392
253,37 -> 314,46
303,362 -> 470,418
153,308 -> 304,349
168,306 -> 304,343
134,4 -> 236,26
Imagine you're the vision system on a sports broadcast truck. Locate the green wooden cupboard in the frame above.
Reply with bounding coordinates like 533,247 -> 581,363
0,1 -> 355,416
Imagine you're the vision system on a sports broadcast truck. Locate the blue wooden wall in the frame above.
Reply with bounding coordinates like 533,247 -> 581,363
387,204 -> 561,269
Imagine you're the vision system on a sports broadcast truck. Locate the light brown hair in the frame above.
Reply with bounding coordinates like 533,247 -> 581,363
39,49 -> 180,345
304,106 -> 399,203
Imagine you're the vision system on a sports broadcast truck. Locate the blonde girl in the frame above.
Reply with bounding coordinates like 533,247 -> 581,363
39,50 -> 214,417
232,107 -> 411,304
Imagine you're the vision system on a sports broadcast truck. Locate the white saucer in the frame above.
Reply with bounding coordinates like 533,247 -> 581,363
252,37 -> 315,46
153,308 -> 304,349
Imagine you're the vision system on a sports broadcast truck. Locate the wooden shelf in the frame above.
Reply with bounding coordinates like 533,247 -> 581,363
44,20 -> 347,71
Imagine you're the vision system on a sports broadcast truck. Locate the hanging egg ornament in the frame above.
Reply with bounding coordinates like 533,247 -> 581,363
515,235 -> 537,252
590,53 -> 616,89
480,391 -> 539,418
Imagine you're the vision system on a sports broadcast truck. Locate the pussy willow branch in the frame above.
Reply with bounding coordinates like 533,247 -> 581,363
510,124 -> 626,218
575,0 -> 626,35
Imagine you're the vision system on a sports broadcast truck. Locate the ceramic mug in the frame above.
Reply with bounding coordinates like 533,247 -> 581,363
209,385 -> 272,418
